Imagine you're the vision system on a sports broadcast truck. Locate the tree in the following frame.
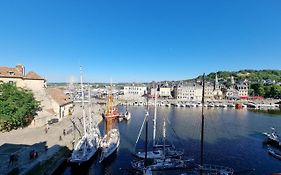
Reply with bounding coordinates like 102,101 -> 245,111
270,85 -> 281,98
250,83 -> 265,96
0,83 -> 40,132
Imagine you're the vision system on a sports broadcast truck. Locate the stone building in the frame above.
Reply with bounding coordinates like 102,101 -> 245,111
0,64 -> 46,92
0,64 -> 73,127
174,82 -> 202,101
47,88 -> 74,119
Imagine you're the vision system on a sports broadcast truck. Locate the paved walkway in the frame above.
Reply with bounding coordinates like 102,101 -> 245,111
0,104 -> 104,149
0,103 -> 104,175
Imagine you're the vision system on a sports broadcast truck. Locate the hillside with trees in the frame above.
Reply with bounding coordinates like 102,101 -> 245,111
195,69 -> 281,98
0,83 -> 40,132
195,69 -> 281,83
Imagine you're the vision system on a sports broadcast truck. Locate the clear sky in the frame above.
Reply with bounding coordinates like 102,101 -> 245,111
0,0 -> 281,83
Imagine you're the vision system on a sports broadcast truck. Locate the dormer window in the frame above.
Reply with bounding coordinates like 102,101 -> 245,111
9,71 -> 15,76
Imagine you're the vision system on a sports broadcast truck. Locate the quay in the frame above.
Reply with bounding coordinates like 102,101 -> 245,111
117,98 -> 280,110
0,103 -> 104,175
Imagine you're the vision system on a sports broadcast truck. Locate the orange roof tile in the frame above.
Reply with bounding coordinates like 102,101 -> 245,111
25,71 -> 45,80
0,66 -> 23,78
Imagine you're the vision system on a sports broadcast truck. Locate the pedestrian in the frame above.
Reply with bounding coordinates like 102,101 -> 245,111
45,126 -> 48,134
63,129 -> 66,136
59,135 -> 62,141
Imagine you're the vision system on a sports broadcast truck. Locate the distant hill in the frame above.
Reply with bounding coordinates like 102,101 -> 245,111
194,69 -> 281,83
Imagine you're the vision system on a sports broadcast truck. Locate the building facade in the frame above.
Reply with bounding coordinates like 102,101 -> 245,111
0,65 -> 46,92
123,85 -> 147,98
174,83 -> 202,101
47,88 -> 74,119
236,83 -> 249,97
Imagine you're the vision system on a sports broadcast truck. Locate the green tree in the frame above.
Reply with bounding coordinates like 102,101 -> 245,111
0,83 -> 39,132
250,83 -> 265,96
270,85 -> 281,98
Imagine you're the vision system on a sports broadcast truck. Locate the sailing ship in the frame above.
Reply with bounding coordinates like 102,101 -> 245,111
133,91 -> 183,159
99,128 -> 120,162
104,84 -> 120,120
197,74 -> 234,175
69,66 -> 101,166
131,101 -> 194,173
99,86 -> 120,163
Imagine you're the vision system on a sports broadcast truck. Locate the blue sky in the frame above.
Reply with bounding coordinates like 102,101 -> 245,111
0,0 -> 281,83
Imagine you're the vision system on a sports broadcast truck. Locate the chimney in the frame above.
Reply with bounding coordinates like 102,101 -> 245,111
16,64 -> 25,76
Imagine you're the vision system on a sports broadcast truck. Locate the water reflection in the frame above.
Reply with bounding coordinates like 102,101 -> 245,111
62,106 -> 281,174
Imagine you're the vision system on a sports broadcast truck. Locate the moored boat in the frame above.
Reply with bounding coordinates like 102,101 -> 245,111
263,127 -> 281,146
268,148 -> 281,160
69,66 -> 100,166
99,128 -> 120,162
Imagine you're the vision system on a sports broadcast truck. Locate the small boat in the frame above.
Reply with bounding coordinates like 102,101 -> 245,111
227,103 -> 235,108
268,148 -> 281,160
124,111 -> 131,120
165,103 -> 171,107
208,103 -> 214,108
263,127 -> 281,146
99,128 -> 120,162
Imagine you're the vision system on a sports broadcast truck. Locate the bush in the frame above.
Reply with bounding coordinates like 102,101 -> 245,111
0,83 -> 40,132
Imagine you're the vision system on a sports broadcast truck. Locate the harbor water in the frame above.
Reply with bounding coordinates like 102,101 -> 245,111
62,106 -> 281,175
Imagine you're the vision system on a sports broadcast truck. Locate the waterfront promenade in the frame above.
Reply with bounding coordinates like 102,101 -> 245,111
0,103 -> 104,175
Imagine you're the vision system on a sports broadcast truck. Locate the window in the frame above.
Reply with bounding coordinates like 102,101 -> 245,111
9,71 -> 15,76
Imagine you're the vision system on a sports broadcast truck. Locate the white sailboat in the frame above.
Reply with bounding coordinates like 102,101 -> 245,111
69,66 -> 101,166
134,90 -> 183,159
99,128 -> 120,162
131,102 -> 193,172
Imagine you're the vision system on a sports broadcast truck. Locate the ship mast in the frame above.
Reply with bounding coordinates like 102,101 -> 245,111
200,74 -> 205,174
163,117 -> 166,158
80,66 -> 87,137
144,96 -> 149,168
80,66 -> 87,157
88,84 -> 92,132
153,83 -> 157,147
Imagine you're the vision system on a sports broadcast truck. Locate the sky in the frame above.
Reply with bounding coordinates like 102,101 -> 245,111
0,0 -> 281,83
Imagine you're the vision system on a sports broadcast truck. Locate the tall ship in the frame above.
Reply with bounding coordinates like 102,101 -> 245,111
104,83 -> 120,120
69,66 -> 101,166
99,87 -> 120,163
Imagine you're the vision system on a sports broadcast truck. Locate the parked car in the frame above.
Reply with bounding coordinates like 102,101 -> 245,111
48,118 -> 59,125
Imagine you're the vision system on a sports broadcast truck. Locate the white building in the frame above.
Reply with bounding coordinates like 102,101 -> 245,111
174,83 -> 202,101
123,85 -> 147,98
47,88 -> 74,119
236,83 -> 249,97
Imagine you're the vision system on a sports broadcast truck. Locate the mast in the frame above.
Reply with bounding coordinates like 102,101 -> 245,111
163,117 -> 166,158
200,74 -> 205,174
153,83 -> 157,147
88,84 -> 92,132
144,97 -> 149,167
80,66 -> 87,136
